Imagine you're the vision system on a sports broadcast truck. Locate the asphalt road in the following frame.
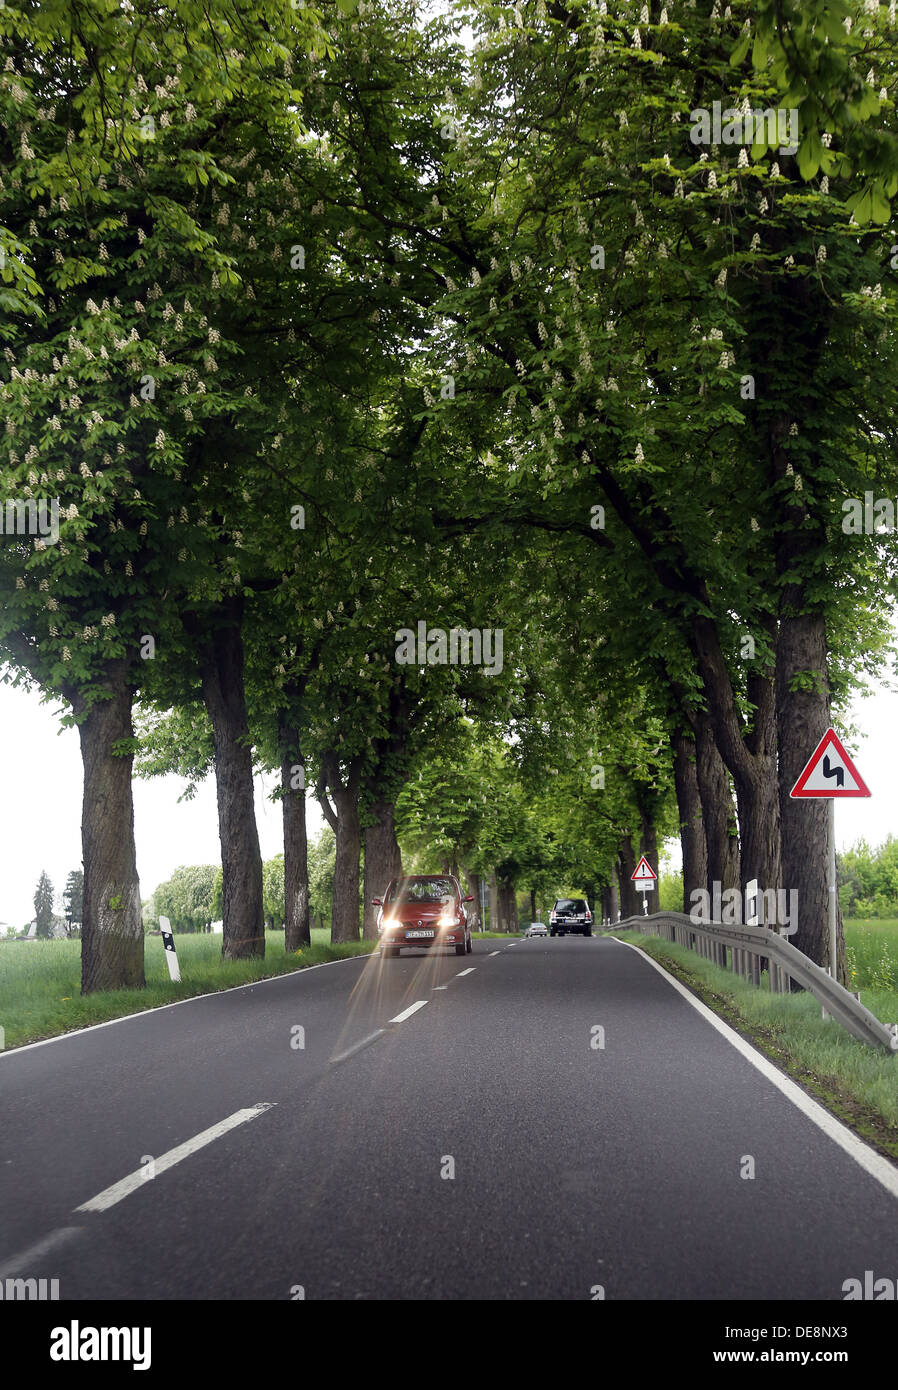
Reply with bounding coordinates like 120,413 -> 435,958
2,934 -> 898,1300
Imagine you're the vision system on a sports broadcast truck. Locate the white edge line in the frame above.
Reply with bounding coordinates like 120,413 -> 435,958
614,937 -> 898,1202
389,1000 -> 428,1024
0,952 -> 371,1062
74,1103 -> 275,1213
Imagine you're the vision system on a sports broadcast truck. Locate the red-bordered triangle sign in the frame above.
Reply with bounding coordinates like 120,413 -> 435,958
631,855 -> 657,881
789,727 -> 871,798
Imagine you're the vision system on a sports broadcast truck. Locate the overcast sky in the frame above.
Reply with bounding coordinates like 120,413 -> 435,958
0,667 -> 894,928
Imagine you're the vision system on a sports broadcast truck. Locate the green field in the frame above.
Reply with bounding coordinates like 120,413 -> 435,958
0,928 -> 513,1051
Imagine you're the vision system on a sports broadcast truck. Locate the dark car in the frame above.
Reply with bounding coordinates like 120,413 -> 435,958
549,897 -> 593,936
372,875 -> 475,957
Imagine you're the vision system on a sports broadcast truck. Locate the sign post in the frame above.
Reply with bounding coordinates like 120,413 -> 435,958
631,856 -> 657,917
789,727 -> 870,981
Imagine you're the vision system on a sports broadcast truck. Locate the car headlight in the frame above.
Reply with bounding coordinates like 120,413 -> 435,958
438,913 -> 459,927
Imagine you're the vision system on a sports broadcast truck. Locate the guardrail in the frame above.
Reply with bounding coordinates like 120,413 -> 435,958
608,910 -> 898,1054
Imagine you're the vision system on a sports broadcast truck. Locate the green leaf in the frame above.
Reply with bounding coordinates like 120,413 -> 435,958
797,133 -> 823,181
870,185 -> 892,225
751,34 -> 769,69
846,187 -> 873,224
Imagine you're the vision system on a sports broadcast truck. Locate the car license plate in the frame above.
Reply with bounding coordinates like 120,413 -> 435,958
406,929 -> 434,939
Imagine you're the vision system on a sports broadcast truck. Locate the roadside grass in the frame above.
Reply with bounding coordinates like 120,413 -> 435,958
610,926 -> 898,1159
0,929 -> 375,1051
0,927 -> 514,1051
844,918 -> 898,997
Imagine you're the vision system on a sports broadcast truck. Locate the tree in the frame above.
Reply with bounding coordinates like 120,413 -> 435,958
33,870 -> 54,938
0,0 -> 327,990
153,865 -> 217,933
62,869 -> 84,936
262,855 -> 285,932
307,826 -> 337,934
328,0 -> 898,974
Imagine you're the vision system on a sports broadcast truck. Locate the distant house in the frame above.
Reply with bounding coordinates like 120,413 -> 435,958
22,919 -> 67,940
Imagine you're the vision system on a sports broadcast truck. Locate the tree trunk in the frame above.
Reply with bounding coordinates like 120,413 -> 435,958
198,601 -> 265,960
498,879 -> 518,933
766,314 -> 839,973
69,664 -> 144,994
672,726 -> 708,911
617,835 -> 640,918
279,723 -> 310,954
318,753 -> 363,944
529,887 -> 537,921
363,801 -> 402,940
601,885 -> 613,922
489,871 -> 500,932
331,785 -> 361,942
461,865 -> 482,928
776,611 -> 844,976
731,759 -> 781,902
692,614 -> 781,894
693,711 -> 740,895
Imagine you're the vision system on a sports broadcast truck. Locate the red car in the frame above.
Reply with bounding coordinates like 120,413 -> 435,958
372,875 -> 475,957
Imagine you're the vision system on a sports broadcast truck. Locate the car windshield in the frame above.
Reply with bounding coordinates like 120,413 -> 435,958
555,899 -> 585,911
387,878 -> 455,905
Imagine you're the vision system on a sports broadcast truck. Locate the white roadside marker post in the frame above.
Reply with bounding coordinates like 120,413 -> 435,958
158,914 -> 181,983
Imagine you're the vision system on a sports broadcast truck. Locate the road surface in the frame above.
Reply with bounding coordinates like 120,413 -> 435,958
2,935 -> 897,1299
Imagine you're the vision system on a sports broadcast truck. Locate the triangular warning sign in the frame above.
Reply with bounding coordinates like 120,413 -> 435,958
789,727 -> 871,798
631,855 -> 657,880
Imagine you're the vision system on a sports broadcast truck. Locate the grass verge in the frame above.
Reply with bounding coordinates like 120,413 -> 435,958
0,929 -> 376,1051
610,929 -> 898,1163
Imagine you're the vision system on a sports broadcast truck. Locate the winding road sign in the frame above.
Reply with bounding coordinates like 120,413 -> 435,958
789,728 -> 871,798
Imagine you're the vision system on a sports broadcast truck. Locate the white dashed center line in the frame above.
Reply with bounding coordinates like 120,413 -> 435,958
0,1226 -> 84,1278
455,968 -> 476,977
388,1000 -> 428,1024
75,1103 -> 276,1213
